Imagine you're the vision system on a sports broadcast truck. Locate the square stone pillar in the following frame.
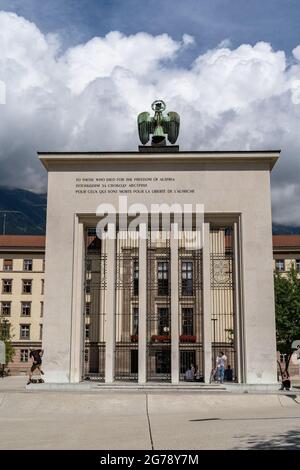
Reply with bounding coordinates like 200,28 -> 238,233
171,224 -> 179,384
70,218 -> 85,383
233,220 -> 244,383
203,222 -> 212,383
105,235 -> 116,383
138,235 -> 147,384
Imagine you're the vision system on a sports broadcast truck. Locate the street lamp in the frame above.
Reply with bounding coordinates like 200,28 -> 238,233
211,317 -> 218,363
0,211 -> 24,235
2,319 -> 9,339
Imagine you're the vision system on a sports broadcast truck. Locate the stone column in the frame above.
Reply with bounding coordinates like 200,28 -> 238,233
70,218 -> 85,383
138,235 -> 147,383
203,222 -> 212,383
233,220 -> 244,383
171,224 -> 179,384
105,234 -> 116,383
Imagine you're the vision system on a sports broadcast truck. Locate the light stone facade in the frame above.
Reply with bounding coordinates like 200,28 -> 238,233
1,232 -> 298,378
38,150 -> 279,385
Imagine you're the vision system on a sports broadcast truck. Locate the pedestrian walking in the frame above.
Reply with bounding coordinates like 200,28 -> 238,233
216,351 -> 227,384
279,369 -> 291,391
27,349 -> 44,385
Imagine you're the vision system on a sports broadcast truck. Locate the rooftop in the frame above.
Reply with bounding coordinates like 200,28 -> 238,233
272,235 -> 300,248
0,234 -> 300,250
0,235 -> 46,248
38,150 -> 281,171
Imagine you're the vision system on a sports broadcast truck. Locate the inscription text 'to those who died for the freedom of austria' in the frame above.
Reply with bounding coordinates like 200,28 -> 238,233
74,176 -> 195,195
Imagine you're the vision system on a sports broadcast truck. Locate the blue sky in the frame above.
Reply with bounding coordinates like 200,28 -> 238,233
0,1 -> 300,224
1,0 -> 300,59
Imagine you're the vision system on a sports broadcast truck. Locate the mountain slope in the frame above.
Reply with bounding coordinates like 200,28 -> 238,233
0,187 -> 47,235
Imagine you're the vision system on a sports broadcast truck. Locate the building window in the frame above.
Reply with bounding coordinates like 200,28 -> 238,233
86,259 -> 92,272
132,307 -> 139,335
85,349 -> 89,362
40,301 -> 44,317
296,260 -> 300,272
20,349 -> 29,363
157,261 -> 169,296
158,307 -> 170,335
2,279 -> 12,294
1,301 -> 11,316
3,259 -> 13,271
131,350 -> 138,374
23,259 -> 33,271
133,259 -> 139,296
275,260 -> 285,272
182,307 -> 194,336
22,280 -> 32,294
20,324 -> 30,340
39,324 -> 43,340
41,279 -> 44,295
180,350 -> 196,374
85,279 -> 91,294
85,302 -> 90,316
181,261 -> 193,296
155,350 -> 171,374
85,324 -> 90,339
21,302 -> 31,317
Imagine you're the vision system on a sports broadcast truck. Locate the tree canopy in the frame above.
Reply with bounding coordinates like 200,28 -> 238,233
275,265 -> 300,370
0,315 -> 15,365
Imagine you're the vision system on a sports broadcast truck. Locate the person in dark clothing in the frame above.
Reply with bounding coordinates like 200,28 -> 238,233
279,370 -> 291,391
27,349 -> 44,384
224,365 -> 233,381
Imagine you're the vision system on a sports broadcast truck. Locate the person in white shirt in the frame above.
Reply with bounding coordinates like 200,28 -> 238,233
216,352 -> 227,383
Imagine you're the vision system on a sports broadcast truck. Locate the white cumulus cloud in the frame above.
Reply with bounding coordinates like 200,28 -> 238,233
0,11 -> 300,224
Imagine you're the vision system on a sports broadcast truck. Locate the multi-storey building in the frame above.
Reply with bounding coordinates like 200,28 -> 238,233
273,235 -> 300,274
0,233 -> 299,376
0,235 -> 45,374
273,234 -> 300,377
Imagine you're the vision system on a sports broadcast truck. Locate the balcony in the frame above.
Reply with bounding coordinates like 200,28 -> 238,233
179,335 -> 196,343
130,335 -> 138,343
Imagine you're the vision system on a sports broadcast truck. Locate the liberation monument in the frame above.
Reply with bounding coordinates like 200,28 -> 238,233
39,100 -> 279,387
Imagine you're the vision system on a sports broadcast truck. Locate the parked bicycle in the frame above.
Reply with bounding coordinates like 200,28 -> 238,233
0,365 -> 10,378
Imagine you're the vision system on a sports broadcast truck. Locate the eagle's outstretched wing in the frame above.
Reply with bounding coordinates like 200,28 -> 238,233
166,111 -> 180,144
138,112 -> 154,145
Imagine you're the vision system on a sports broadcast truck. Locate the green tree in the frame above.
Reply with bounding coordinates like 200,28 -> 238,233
0,315 -> 15,365
275,265 -> 300,372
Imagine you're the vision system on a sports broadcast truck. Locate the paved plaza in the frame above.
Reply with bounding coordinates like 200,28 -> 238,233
1,376 -> 300,450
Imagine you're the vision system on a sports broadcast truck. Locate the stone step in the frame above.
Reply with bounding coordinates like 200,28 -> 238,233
93,383 -> 227,391
26,382 -> 228,391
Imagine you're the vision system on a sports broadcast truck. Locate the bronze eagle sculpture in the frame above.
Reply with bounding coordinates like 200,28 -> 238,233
138,100 -> 180,146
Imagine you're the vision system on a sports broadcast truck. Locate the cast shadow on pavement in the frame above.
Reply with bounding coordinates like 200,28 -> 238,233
234,429 -> 300,450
